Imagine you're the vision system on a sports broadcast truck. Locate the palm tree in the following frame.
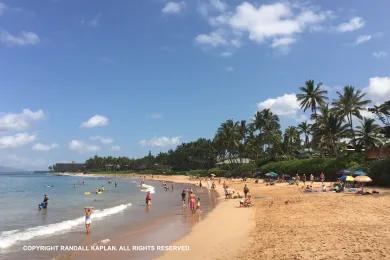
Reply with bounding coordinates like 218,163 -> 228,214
283,126 -> 301,155
333,85 -> 371,146
251,109 -> 282,159
297,121 -> 311,148
316,105 -> 349,156
296,80 -> 328,120
213,119 -> 243,165
355,118 -> 383,150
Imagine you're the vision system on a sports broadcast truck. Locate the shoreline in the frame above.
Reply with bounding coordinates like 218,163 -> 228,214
85,173 -> 256,260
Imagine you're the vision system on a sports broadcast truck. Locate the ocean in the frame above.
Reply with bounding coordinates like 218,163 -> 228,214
0,172 -> 217,260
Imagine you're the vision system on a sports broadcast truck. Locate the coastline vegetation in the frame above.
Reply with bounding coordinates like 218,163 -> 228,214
55,81 -> 390,185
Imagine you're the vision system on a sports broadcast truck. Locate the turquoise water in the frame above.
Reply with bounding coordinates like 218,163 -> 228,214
0,172 -> 217,260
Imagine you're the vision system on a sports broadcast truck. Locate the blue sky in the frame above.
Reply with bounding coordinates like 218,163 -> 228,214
0,0 -> 389,170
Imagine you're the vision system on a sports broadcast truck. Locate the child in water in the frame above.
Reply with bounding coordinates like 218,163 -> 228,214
84,207 -> 93,234
145,191 -> 152,206
196,197 -> 201,211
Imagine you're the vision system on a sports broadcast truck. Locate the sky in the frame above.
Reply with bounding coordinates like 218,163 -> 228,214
0,0 -> 390,170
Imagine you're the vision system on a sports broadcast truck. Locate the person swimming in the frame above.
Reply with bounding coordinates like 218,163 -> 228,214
38,194 -> 49,210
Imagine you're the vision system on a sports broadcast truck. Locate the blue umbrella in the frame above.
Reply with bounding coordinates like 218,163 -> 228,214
265,172 -> 278,178
337,169 -> 352,175
353,170 -> 367,176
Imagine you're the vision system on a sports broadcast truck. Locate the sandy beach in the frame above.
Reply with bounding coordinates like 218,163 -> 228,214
133,174 -> 390,260
62,173 -> 390,260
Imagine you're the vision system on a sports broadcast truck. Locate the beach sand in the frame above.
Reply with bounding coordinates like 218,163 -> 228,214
73,174 -> 390,260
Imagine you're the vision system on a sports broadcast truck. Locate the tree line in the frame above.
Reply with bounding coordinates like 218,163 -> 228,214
85,81 -> 389,172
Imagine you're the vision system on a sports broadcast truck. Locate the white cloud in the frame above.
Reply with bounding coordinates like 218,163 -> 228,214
195,30 -> 228,47
372,51 -> 387,59
139,136 -> 181,147
90,136 -> 114,144
257,93 -> 300,116
359,109 -> 376,120
365,77 -> 390,104
162,1 -> 186,14
336,17 -> 364,32
0,133 -> 36,149
69,140 -> 100,154
81,115 -> 109,128
355,34 -> 371,45
271,37 -> 296,48
210,0 -> 227,13
111,145 -> 121,151
0,109 -> 45,132
197,2 -> 330,50
228,2 -> 328,47
0,30 -> 40,46
32,143 -> 58,151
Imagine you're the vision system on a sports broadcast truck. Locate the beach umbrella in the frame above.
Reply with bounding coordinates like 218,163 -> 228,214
354,176 -> 372,183
265,172 -> 278,178
345,176 -> 355,182
210,174 -> 216,177
337,169 -> 352,175
353,170 -> 367,176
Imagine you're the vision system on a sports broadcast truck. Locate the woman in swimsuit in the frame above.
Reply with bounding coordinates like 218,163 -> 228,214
84,207 -> 93,234
145,191 -> 152,206
189,192 -> 196,214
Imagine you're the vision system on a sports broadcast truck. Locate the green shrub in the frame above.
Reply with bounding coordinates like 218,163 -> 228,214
369,159 -> 390,187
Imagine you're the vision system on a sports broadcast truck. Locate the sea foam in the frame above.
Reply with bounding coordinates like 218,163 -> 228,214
0,202 -> 132,250
140,184 -> 155,194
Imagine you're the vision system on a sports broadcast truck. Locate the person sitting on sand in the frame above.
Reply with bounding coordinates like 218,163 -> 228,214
84,207 -> 93,234
145,191 -> 152,206
243,195 -> 252,207
304,185 -> 312,192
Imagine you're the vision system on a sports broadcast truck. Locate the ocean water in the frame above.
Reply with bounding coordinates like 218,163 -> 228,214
0,172 -> 217,260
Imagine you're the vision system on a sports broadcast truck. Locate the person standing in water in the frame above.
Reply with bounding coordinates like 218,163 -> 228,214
145,191 -> 152,206
189,191 -> 196,214
114,181 -> 117,188
84,207 -> 93,234
181,189 -> 186,206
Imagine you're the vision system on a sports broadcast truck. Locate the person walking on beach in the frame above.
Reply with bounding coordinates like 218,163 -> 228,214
196,197 -> 201,211
84,207 -> 93,234
303,174 -> 307,185
181,189 -> 186,206
145,191 -> 152,206
320,172 -> 325,184
243,184 -> 249,198
207,179 -> 211,190
199,180 -> 202,188
310,174 -> 314,184
189,191 -> 196,214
